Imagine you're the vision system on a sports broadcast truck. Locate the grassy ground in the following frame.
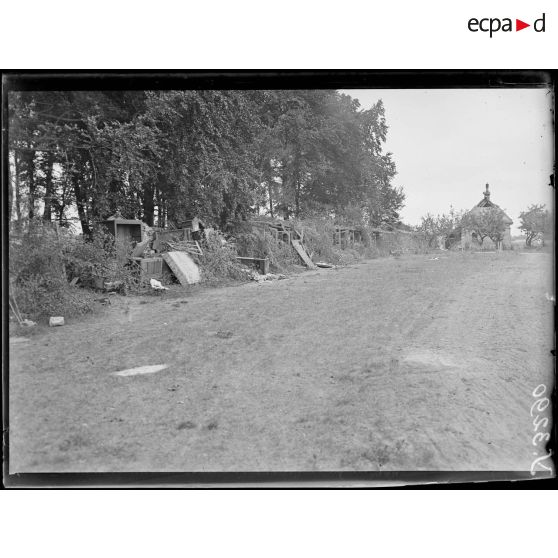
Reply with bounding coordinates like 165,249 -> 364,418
8,251 -> 554,472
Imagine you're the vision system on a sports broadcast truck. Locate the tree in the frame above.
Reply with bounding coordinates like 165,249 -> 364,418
256,92 -> 404,225
462,207 -> 507,248
8,89 -> 405,234
519,204 -> 550,246
417,207 -> 465,247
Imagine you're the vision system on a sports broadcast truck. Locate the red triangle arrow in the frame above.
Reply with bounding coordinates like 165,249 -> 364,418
516,19 -> 530,31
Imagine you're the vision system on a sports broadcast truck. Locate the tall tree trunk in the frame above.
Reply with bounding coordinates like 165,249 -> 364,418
295,179 -> 301,217
294,146 -> 302,218
268,183 -> 274,218
281,161 -> 290,219
14,152 -> 22,229
8,151 -> 14,224
42,152 -> 55,222
72,174 -> 91,237
26,148 -> 36,221
143,183 -> 155,226
158,197 -> 166,228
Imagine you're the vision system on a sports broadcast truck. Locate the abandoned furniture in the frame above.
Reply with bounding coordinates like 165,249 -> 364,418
100,218 -> 144,244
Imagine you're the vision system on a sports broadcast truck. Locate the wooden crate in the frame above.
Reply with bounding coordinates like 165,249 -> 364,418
130,257 -> 165,280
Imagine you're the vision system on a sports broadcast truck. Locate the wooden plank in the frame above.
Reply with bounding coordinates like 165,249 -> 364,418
138,257 -> 164,280
162,251 -> 201,285
131,239 -> 149,258
291,239 -> 316,269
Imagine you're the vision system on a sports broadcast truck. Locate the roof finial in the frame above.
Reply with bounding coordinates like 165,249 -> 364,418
484,183 -> 490,200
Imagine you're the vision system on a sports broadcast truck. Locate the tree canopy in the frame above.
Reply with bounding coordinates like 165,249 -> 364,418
8,90 -> 405,234
462,207 -> 508,246
518,204 -> 550,246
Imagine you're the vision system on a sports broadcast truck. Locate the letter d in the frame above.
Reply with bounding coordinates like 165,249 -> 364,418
534,13 -> 545,32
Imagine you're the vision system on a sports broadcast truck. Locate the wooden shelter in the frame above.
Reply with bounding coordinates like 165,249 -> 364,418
333,226 -> 363,247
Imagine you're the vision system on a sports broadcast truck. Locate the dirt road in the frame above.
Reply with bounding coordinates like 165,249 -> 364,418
9,251 -> 554,472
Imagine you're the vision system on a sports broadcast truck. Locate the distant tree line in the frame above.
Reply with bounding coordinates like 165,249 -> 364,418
8,90 -> 405,235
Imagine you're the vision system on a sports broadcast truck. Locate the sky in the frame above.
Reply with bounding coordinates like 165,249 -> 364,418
341,88 -> 554,234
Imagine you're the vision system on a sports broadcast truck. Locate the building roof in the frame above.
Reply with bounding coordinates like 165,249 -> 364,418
469,184 -> 513,225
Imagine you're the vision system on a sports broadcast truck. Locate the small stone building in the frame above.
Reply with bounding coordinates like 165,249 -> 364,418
461,184 -> 513,250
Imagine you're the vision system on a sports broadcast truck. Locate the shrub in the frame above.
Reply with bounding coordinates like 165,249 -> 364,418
234,227 -> 299,272
9,221 -> 99,320
61,227 -> 118,285
15,275 -> 97,319
294,218 -> 339,264
9,220 -> 144,321
198,231 -> 250,283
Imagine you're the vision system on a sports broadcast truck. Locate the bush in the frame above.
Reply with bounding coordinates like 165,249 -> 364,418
234,227 -> 299,272
368,230 -> 430,256
15,275 -> 97,319
236,217 -> 368,268
294,218 -> 339,264
198,231 -> 250,283
9,221 -> 100,320
9,220 -> 145,321
62,227 -> 118,284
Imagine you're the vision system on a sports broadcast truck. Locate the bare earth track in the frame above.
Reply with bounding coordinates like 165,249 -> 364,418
9,251 -> 554,472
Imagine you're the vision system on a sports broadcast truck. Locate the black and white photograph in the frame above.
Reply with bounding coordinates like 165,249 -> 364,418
3,72 -> 555,484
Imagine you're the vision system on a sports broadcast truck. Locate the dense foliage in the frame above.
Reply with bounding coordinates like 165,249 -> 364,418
461,208 -> 508,246
8,90 -> 405,233
417,207 -> 465,247
518,204 -> 550,246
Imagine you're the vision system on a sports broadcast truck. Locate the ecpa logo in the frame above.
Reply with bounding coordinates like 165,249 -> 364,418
468,13 -> 546,37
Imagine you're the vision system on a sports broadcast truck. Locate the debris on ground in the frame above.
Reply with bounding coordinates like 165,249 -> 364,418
236,256 -> 269,275
291,238 -> 316,269
241,267 -> 288,282
253,272 -> 288,282
104,280 -> 125,293
316,262 -> 335,268
96,297 -> 111,305
131,239 -> 150,258
429,257 -> 440,261
49,316 -> 65,327
150,278 -> 169,291
9,294 -> 25,325
165,239 -> 203,256
177,421 -> 196,430
21,319 -> 37,327
113,364 -> 169,377
162,251 -> 201,285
